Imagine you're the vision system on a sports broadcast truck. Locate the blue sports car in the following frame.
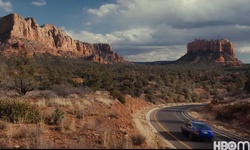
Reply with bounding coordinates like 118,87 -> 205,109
181,121 -> 214,141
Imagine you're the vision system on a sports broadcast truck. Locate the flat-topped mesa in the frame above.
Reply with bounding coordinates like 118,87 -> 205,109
0,13 -> 125,63
176,38 -> 243,66
187,39 -> 235,58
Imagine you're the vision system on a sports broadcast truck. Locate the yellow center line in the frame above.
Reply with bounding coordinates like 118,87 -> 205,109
154,109 -> 192,149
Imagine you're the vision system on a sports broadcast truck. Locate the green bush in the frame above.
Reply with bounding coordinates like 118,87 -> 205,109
215,102 -> 249,121
0,100 -> 40,123
45,108 -> 65,125
0,120 -> 7,130
244,80 -> 250,93
110,90 -> 125,104
204,103 -> 214,111
191,92 -> 199,102
130,134 -> 146,146
228,102 -> 249,115
215,109 -> 232,121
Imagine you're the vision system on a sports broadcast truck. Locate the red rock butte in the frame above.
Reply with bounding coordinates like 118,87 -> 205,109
176,38 -> 243,66
187,39 -> 235,58
0,13 -> 125,64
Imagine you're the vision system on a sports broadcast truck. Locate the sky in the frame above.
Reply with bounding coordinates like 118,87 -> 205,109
1,0 -> 250,63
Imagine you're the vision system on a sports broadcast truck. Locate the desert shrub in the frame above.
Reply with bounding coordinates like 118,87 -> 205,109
228,102 -> 249,115
0,120 -> 7,130
0,140 -> 9,149
0,100 -> 40,123
31,90 -> 58,99
110,90 -> 125,104
76,110 -> 84,119
215,108 -> 232,121
12,75 -> 38,96
209,88 -> 218,96
191,92 -> 199,102
204,103 -> 214,111
45,108 -> 65,125
214,93 -> 225,101
244,80 -> 250,93
134,88 -> 143,97
7,54 -> 38,95
200,91 -> 210,99
10,125 -> 42,140
60,118 -> 76,133
130,134 -> 146,146
99,129 -> 131,149
215,102 -> 249,121
84,118 -> 102,130
107,111 -> 119,119
211,99 -> 219,105
52,84 -> 78,97
146,94 -> 155,103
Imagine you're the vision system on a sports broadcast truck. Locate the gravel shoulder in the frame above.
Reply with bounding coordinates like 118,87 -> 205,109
132,105 -> 171,149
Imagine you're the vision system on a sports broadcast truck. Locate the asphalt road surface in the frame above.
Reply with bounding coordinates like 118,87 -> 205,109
148,104 -> 250,149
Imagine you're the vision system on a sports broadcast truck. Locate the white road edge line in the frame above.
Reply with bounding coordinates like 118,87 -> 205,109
146,107 -> 177,149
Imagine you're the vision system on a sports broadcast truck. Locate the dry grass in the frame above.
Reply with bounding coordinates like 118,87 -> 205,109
46,97 -> 73,108
8,124 -> 42,140
84,118 -> 102,130
0,91 -> 153,149
0,139 -> 9,149
130,133 -> 146,146
98,129 -> 132,149
39,107 -> 55,122
60,117 -> 76,133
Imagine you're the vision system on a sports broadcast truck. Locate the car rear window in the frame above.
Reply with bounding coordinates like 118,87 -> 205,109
193,123 -> 209,129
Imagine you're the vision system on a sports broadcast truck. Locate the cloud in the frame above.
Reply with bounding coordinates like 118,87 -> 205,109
235,43 -> 250,53
82,21 -> 91,26
87,4 -> 119,17
77,0 -> 250,62
118,45 -> 186,62
63,27 -> 154,45
86,0 -> 250,28
31,0 -> 46,6
0,0 -> 12,12
62,25 -> 186,62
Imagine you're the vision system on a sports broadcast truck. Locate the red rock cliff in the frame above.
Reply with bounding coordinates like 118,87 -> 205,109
176,39 -> 243,66
187,39 -> 235,58
0,13 -> 125,63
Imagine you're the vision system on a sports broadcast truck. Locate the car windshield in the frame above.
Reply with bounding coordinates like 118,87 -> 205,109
193,123 -> 210,129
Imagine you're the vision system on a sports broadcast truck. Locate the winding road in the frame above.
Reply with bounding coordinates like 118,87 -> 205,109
148,104 -> 250,149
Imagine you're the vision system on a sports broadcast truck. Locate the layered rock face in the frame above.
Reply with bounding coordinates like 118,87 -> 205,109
0,13 -> 124,63
187,39 -> 235,58
177,39 -> 243,66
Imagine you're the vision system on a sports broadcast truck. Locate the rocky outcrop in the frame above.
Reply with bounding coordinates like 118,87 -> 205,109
0,13 -> 125,64
176,39 -> 243,66
187,39 -> 235,58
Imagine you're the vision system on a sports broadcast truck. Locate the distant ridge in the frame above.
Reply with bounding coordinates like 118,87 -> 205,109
132,61 -> 175,65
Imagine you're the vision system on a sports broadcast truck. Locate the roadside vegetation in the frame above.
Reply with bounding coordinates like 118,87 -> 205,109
0,53 -> 249,104
0,52 -> 250,148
